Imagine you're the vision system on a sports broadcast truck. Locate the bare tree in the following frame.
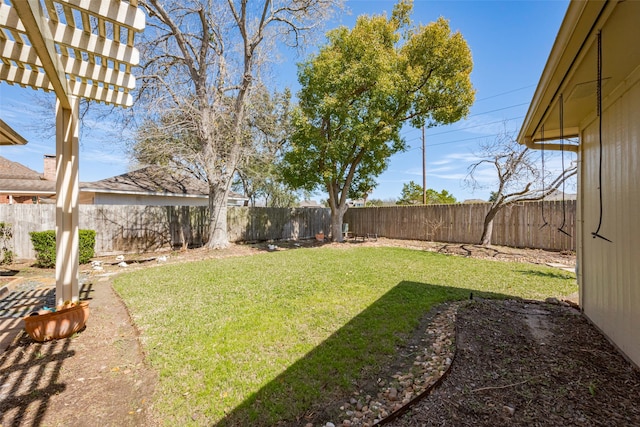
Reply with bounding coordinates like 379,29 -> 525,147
466,128 -> 577,246
134,0 -> 341,248
232,86 -> 297,207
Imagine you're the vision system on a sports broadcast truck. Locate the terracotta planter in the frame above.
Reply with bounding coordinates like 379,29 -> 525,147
24,302 -> 90,342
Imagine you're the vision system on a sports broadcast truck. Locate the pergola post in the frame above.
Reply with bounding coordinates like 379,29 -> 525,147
1,0 -> 144,307
55,96 -> 79,306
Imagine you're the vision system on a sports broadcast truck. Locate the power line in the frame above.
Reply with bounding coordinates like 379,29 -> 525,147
466,102 -> 530,118
403,102 -> 530,138
424,115 -> 524,138
403,115 -> 524,147
474,84 -> 536,102
405,132 -> 502,152
426,135 -> 490,147
399,84 -> 536,151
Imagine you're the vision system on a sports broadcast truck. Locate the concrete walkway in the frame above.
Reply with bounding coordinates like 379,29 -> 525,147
0,274 -> 56,351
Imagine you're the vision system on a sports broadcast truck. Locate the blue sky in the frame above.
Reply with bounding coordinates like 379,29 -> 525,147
0,0 -> 573,202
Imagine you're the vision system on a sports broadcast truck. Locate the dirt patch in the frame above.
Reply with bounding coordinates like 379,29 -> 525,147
2,239 -> 618,427
386,299 -> 640,426
0,275 -> 158,426
363,239 -> 576,267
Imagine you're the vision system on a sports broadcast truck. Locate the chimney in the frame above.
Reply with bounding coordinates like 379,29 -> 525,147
43,154 -> 56,181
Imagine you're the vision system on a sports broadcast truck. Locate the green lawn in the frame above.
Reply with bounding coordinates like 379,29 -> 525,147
113,245 -> 576,426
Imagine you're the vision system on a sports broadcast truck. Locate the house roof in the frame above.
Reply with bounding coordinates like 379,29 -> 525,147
517,0 -> 640,148
0,156 -> 59,195
0,156 -> 42,180
543,189 -> 577,201
82,166 -> 247,201
0,119 -> 27,146
0,158 -> 246,201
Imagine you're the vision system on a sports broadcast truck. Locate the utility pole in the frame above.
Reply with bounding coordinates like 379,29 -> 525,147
422,126 -> 426,205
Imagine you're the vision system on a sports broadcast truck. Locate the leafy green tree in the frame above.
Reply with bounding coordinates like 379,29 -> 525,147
281,0 -> 474,241
397,181 -> 457,205
397,181 -> 423,205
428,189 -> 457,204
366,198 -> 385,207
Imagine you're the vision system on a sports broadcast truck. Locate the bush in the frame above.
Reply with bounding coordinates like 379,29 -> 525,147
79,230 -> 96,264
30,230 -> 96,268
29,231 -> 56,268
0,222 -> 14,265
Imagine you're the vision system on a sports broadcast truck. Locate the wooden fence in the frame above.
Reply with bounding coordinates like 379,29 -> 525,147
0,205 -> 331,259
0,200 -> 574,260
344,200 -> 576,251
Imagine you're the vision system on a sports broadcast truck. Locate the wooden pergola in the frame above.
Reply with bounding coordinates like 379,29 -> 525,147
0,0 -> 144,305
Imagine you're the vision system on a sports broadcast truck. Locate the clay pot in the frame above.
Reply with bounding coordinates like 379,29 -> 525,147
24,302 -> 90,342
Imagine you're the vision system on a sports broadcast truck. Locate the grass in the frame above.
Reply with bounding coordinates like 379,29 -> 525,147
113,245 -> 576,426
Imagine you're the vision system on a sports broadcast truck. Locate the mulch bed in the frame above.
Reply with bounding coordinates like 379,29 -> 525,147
386,299 -> 640,426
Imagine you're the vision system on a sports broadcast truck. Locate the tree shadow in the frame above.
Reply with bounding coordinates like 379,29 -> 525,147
0,280 -> 91,426
0,337 -> 74,426
216,281 -> 511,426
0,269 -> 19,277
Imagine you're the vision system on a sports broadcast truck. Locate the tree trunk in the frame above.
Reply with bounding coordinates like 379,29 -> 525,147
207,184 -> 230,249
329,203 -> 348,243
179,206 -> 192,251
480,206 -> 499,246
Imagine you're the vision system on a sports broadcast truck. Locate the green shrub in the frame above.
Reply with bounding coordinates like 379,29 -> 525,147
30,230 -> 96,268
29,230 -> 56,267
1,249 -> 14,265
79,229 -> 96,264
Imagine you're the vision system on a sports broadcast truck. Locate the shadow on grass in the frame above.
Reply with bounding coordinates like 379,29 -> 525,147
216,281 -> 510,426
518,269 -> 575,280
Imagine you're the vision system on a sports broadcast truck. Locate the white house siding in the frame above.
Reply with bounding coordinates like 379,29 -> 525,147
579,73 -> 640,366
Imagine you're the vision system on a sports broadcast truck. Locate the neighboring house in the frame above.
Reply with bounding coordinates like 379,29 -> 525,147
299,200 -> 325,208
347,198 -> 366,208
518,1 -> 640,366
81,166 -> 247,206
0,122 -> 41,204
0,155 -> 247,206
0,156 -> 54,204
542,189 -> 576,201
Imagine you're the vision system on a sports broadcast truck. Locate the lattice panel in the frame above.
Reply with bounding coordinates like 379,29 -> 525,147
0,0 -> 144,106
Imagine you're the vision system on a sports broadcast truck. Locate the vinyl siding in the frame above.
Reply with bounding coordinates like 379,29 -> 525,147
580,76 -> 640,366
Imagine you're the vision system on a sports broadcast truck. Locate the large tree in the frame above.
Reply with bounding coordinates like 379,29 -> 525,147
466,129 -> 577,246
281,0 -> 474,241
134,0 -> 341,248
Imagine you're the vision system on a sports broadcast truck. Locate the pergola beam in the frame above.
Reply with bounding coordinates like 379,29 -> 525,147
11,0 -> 71,109
64,0 -> 145,31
